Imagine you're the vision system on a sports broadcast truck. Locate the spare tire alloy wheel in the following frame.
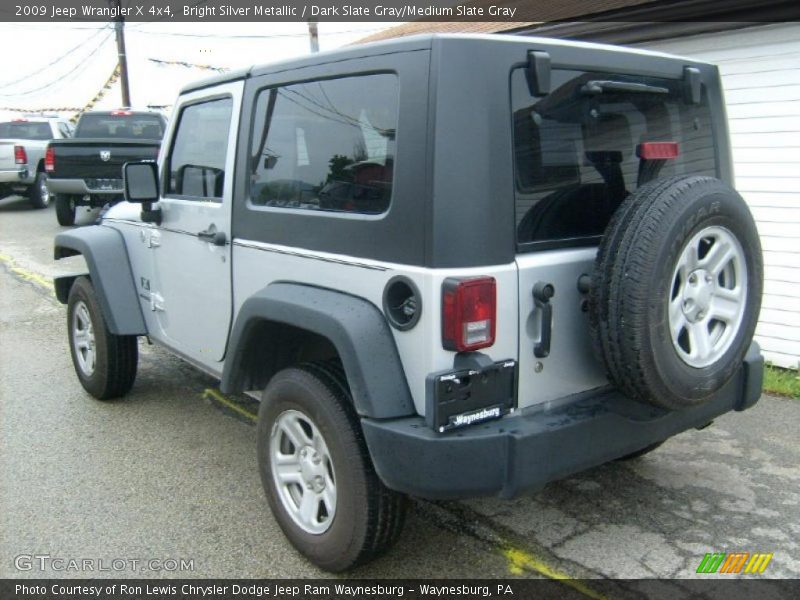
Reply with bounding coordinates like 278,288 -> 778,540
590,176 -> 763,410
270,409 -> 336,535
669,226 -> 747,368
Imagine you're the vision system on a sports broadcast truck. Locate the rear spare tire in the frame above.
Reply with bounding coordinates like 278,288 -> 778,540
589,176 -> 762,409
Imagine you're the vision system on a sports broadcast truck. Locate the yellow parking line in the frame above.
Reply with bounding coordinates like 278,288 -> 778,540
0,253 -> 55,293
503,547 -> 608,600
203,388 -> 257,422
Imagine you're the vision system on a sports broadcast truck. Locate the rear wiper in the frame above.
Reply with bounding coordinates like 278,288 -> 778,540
580,80 -> 669,95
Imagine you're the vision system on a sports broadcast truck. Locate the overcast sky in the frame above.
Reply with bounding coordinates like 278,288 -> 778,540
0,21 -> 394,120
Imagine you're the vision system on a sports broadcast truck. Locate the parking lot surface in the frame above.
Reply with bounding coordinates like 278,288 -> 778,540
1,194 -> 799,593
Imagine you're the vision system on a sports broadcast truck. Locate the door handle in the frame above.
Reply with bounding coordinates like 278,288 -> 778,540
197,228 -> 227,246
532,282 -> 555,358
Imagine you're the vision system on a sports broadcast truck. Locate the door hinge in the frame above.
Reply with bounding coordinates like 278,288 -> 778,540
150,292 -> 164,312
139,228 -> 161,248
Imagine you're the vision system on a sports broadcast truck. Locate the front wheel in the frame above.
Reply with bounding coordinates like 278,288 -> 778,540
28,171 -> 50,209
67,277 -> 138,400
55,194 -> 76,226
257,364 -> 407,572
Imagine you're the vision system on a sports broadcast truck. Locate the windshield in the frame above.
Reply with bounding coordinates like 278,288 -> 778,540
0,121 -> 52,140
75,114 -> 164,139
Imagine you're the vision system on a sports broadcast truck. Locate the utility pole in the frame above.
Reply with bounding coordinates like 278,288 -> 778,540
308,21 -> 319,53
110,0 -> 131,107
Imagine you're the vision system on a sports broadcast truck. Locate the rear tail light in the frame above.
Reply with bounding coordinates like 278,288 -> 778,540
14,145 -> 27,165
44,146 -> 55,172
637,142 -> 679,159
111,110 -> 133,116
442,276 -> 497,352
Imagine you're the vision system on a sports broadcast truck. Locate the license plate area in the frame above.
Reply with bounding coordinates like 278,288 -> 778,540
426,359 -> 517,432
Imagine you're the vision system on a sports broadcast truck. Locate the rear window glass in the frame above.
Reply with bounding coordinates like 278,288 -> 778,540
0,121 -> 52,140
249,73 -> 398,216
75,114 -> 164,139
512,68 -> 716,247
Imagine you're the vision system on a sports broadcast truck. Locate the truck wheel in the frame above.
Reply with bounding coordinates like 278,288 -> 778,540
257,364 -> 407,571
590,176 -> 763,409
67,276 -> 138,400
28,172 -> 50,209
55,194 -> 76,226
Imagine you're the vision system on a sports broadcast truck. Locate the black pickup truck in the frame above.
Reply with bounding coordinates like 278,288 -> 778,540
46,110 -> 166,225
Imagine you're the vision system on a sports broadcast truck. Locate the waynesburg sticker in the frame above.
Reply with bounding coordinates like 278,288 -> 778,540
447,406 -> 502,429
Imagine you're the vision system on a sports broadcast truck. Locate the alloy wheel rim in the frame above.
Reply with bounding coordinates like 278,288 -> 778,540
72,301 -> 96,376
270,409 -> 336,534
668,225 -> 747,368
40,177 -> 50,206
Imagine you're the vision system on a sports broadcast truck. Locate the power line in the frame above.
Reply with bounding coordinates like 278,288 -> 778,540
0,30 -> 115,98
0,24 -> 111,89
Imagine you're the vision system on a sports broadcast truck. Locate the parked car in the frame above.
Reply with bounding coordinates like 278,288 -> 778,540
53,35 -> 764,572
45,110 -> 166,225
0,116 -> 73,208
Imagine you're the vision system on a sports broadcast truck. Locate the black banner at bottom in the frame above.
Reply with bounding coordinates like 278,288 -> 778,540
2,578 -> 800,600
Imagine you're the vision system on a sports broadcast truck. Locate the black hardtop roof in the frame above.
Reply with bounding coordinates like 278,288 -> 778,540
180,33 -> 707,94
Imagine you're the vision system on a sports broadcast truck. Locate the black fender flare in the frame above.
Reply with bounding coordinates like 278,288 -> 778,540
54,225 -> 147,336
221,282 -> 415,420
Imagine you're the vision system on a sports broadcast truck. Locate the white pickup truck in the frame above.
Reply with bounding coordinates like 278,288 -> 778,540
0,116 -> 74,208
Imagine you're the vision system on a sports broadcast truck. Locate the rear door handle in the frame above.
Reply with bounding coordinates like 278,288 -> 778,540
197,228 -> 226,246
533,282 -> 555,358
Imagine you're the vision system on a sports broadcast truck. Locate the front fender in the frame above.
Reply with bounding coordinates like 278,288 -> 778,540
221,283 -> 415,419
54,225 -> 147,336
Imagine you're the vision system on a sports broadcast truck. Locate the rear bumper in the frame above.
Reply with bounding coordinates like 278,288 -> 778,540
0,167 -> 32,185
362,343 -> 763,500
46,178 -> 121,196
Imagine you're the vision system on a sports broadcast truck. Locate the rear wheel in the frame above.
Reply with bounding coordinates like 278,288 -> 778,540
67,277 -> 138,400
55,194 -> 77,226
257,364 -> 407,572
28,171 -> 50,209
590,176 -> 763,409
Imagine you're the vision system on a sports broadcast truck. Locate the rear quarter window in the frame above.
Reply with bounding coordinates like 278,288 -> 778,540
248,73 -> 399,216
512,68 -> 717,249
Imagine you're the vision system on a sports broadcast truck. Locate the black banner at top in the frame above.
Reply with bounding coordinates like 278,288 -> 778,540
1,0 -> 799,23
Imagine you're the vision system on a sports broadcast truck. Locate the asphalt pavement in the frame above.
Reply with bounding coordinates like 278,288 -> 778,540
1,194 -> 799,594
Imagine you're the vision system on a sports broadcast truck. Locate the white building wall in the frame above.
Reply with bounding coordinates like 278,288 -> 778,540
642,23 -> 800,369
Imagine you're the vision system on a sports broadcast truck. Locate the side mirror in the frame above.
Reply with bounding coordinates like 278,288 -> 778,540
123,161 -> 159,203
123,161 -> 162,225
526,50 -> 551,97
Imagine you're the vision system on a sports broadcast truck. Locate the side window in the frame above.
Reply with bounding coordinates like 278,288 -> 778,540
166,97 -> 233,201
249,73 -> 398,215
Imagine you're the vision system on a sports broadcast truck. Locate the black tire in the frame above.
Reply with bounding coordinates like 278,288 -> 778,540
28,171 -> 50,209
616,441 -> 664,461
589,176 -> 763,409
55,194 -> 76,226
67,276 -> 138,400
257,363 -> 407,572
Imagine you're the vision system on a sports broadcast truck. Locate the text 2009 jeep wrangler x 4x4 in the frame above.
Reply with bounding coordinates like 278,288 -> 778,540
54,35 -> 763,571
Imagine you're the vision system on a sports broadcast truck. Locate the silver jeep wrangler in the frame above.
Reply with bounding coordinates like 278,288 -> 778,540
54,34 -> 764,571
